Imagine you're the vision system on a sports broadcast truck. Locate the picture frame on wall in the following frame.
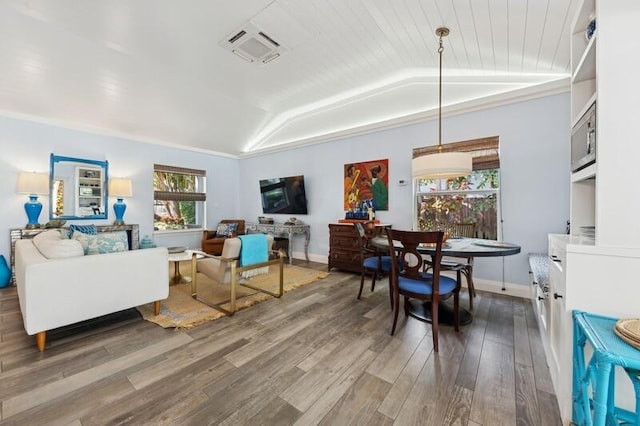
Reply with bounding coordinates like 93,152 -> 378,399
344,158 -> 389,211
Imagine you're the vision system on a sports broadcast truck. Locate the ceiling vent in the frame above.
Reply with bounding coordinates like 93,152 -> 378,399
220,22 -> 287,65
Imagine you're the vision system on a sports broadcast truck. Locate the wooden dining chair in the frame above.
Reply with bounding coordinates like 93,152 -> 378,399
425,222 -> 477,310
353,222 -> 393,306
386,228 -> 462,352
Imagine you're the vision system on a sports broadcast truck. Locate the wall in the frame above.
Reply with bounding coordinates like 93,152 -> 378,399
1,92 -> 570,292
239,93 -> 571,290
0,115 -> 240,257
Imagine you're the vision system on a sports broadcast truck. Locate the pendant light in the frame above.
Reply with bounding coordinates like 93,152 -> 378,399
412,27 -> 472,180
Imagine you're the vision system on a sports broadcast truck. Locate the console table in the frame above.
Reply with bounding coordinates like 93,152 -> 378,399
245,223 -> 310,264
9,224 -> 140,284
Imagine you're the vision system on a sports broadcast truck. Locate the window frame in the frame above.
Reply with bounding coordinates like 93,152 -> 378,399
412,136 -> 501,240
153,164 -> 207,233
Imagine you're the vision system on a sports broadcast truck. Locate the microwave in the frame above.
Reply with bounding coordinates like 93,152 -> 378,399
571,102 -> 596,172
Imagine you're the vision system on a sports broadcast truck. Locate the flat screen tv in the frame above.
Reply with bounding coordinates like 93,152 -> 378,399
259,175 -> 308,215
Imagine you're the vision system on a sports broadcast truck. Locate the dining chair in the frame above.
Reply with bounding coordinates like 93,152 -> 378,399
386,228 -> 462,352
353,222 -> 393,306
425,222 -> 477,310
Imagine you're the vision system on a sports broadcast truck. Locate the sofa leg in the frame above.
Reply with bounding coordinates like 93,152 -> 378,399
154,301 -> 161,316
36,331 -> 46,351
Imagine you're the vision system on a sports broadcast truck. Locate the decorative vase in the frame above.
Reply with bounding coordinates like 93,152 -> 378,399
0,255 -> 11,288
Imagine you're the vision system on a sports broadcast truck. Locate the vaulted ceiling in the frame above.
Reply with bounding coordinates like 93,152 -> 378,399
0,0 -> 577,157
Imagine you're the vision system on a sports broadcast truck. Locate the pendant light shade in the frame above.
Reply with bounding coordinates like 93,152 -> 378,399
412,27 -> 472,180
412,151 -> 473,179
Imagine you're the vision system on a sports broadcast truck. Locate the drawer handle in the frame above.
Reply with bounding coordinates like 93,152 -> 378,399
549,255 -> 562,263
538,296 -> 546,301
553,292 -> 563,299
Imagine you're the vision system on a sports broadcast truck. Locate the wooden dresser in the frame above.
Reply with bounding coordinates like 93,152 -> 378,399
328,222 -> 390,273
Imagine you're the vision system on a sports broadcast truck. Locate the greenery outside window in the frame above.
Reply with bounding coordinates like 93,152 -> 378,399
153,164 -> 206,231
414,137 -> 500,240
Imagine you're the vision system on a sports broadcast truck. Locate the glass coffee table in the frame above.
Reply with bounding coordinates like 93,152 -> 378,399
167,248 -> 203,285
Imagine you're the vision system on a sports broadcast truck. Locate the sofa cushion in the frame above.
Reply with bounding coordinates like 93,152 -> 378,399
33,237 -> 84,259
216,222 -> 237,237
73,230 -> 129,255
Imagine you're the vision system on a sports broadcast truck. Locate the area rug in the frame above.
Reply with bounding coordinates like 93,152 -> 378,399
137,264 -> 329,329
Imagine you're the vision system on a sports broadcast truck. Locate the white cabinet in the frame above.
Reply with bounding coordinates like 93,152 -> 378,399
75,166 -> 103,216
545,235 -> 574,424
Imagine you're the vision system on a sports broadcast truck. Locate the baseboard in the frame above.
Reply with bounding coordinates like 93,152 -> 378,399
311,255 -> 531,299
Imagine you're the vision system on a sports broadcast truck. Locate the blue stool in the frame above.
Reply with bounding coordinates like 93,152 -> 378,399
572,310 -> 640,425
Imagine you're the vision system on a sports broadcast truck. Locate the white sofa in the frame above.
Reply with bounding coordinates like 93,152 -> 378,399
15,235 -> 169,351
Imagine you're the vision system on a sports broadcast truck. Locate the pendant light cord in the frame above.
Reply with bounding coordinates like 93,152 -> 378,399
435,27 -> 449,154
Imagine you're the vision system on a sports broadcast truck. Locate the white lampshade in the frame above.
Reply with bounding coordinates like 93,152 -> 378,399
17,172 -> 50,195
109,178 -> 132,197
412,152 -> 473,180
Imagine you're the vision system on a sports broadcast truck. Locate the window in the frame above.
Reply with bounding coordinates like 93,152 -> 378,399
414,137 -> 500,240
153,164 -> 206,231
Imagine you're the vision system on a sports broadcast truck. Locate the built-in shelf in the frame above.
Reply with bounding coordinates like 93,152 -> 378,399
571,163 -> 596,182
572,33 -> 596,83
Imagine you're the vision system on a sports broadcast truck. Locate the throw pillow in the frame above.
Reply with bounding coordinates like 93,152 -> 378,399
93,231 -> 129,254
32,229 -> 65,246
71,230 -> 96,255
73,231 -> 129,255
34,239 -> 84,259
69,224 -> 98,237
216,223 -> 237,237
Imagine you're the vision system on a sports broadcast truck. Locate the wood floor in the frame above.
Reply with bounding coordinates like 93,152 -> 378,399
0,261 -> 561,425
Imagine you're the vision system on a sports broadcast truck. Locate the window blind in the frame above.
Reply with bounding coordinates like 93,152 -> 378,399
153,164 -> 206,202
412,136 -> 499,171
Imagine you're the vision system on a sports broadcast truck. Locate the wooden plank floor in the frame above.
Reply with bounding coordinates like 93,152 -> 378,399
0,261 -> 562,425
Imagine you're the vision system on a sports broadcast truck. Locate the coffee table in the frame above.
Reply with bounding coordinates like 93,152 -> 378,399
167,249 -> 203,285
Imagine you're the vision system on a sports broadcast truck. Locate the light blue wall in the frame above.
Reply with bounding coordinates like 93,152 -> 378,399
239,93 -> 571,285
1,92 -> 570,286
0,116 -> 240,254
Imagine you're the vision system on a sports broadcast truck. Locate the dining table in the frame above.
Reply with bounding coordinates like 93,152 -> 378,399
370,235 -> 521,325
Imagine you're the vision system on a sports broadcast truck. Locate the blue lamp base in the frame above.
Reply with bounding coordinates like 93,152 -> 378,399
24,195 -> 43,229
113,198 -> 127,225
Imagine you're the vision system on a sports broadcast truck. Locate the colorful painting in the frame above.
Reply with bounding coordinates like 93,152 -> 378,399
344,159 -> 389,211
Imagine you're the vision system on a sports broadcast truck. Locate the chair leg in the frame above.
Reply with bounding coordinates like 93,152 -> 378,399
390,290 -> 400,335
454,271 -> 461,332
357,270 -> 366,299
388,276 -> 393,310
431,299 -> 439,353
465,260 -> 476,310
370,270 -> 377,292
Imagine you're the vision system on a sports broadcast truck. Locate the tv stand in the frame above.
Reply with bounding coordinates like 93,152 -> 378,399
246,223 -> 310,264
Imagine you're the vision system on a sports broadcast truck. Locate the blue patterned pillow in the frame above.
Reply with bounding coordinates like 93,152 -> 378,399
216,223 -> 237,237
69,224 -> 98,237
72,231 -> 128,255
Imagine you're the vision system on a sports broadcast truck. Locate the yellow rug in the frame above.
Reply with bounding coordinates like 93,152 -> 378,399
137,264 -> 328,329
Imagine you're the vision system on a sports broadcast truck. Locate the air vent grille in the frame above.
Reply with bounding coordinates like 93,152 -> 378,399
220,22 -> 287,65
258,31 -> 280,47
228,30 -> 246,44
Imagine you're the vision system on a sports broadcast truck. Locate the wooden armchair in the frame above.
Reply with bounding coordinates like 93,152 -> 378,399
201,219 -> 246,255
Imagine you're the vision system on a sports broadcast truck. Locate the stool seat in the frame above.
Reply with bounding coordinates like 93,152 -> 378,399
572,310 -> 640,426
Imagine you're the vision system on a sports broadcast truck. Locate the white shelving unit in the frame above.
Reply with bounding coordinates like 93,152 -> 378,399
75,166 -> 103,216
535,1 -> 640,423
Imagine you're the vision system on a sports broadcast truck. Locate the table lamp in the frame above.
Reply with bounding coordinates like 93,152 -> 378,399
109,178 -> 132,225
17,172 -> 50,229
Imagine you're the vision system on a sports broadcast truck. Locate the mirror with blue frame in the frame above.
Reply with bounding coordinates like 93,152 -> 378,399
49,154 -> 109,220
